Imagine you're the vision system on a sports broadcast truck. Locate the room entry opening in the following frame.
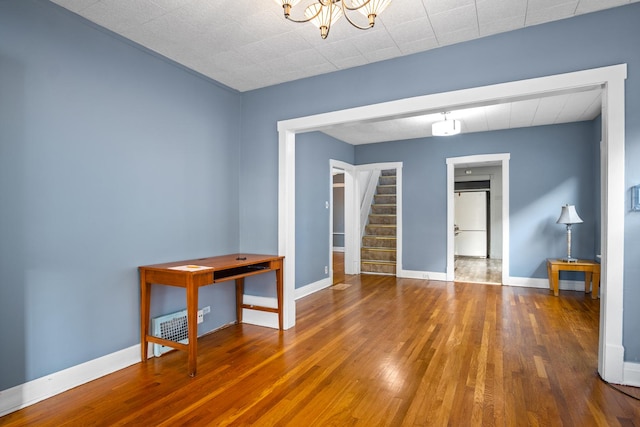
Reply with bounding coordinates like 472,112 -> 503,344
453,178 -> 502,284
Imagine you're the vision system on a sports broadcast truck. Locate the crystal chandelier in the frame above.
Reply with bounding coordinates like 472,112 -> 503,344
274,0 -> 392,39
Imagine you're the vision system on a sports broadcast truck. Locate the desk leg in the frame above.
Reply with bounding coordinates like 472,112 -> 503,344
592,269 -> 600,299
186,278 -> 198,377
140,273 -> 151,363
235,278 -> 244,325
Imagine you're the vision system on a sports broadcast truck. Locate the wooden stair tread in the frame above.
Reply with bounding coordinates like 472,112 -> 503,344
361,260 -> 396,265
361,247 -> 396,251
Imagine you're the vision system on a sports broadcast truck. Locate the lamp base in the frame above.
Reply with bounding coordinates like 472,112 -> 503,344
561,257 -> 579,263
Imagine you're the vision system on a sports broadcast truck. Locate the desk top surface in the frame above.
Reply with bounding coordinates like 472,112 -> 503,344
139,253 -> 283,272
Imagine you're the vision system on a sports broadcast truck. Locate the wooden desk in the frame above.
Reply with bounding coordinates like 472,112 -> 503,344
546,258 -> 600,299
139,253 -> 284,376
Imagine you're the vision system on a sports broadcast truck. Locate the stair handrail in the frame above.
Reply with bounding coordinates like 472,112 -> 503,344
360,168 -> 382,238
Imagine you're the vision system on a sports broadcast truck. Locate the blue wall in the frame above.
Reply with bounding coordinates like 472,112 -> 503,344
240,4 -> 640,360
355,122 -> 597,277
0,1 -> 242,389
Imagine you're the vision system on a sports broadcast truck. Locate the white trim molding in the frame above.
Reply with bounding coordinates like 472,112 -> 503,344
506,276 -> 588,292
330,160 -> 358,276
241,295 -> 280,329
278,64 -> 627,384
294,277 -> 332,300
0,345 -> 140,417
399,269 -> 448,281
623,362 -> 640,387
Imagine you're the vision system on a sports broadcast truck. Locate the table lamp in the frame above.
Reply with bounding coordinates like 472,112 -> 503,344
556,204 -> 583,263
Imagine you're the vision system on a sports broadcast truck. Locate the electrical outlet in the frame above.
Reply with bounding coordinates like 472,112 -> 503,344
197,309 -> 204,324
325,265 -> 328,274
203,306 -> 210,315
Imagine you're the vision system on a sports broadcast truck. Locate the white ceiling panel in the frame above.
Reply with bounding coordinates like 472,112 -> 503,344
380,0 -> 427,26
429,4 -> 479,36
385,17 -> 436,44
509,99 -> 540,128
476,0 -> 527,35
479,16 -> 525,36
423,0 -> 476,16
485,104 -> 512,130
525,2 -> 579,26
477,0 -> 527,19
531,95 -> 567,126
556,90 -> 603,123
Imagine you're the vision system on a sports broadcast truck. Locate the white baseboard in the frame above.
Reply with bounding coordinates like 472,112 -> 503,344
624,362 -> 640,387
0,299 -> 282,418
242,295 -> 279,329
0,344 -> 140,417
506,276 -> 586,292
398,269 -> 447,281
295,277 -> 332,300
332,247 -> 345,253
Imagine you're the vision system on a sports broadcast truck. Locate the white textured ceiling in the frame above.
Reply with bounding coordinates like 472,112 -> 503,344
49,0 -> 629,143
50,0 -> 638,92
324,86 -> 603,144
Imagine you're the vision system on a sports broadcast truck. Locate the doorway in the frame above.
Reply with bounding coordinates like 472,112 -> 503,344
331,167 -> 346,284
453,165 -> 503,284
446,154 -> 509,284
328,160 -> 403,282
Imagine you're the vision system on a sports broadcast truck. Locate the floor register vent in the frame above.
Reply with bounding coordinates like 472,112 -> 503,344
152,309 -> 188,357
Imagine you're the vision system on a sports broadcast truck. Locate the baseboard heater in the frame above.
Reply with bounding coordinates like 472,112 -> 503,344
151,309 -> 188,357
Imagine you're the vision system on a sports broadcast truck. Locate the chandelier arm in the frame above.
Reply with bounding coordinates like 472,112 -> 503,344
284,6 -> 322,24
342,6 -> 375,30
323,0 -> 335,38
341,0 -> 373,12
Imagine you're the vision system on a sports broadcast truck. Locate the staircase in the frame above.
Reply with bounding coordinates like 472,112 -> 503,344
361,169 -> 397,275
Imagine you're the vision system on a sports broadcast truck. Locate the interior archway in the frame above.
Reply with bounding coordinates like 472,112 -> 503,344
277,64 -> 626,384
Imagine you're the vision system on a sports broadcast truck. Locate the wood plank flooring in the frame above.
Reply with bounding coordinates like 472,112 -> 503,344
3,273 -> 639,426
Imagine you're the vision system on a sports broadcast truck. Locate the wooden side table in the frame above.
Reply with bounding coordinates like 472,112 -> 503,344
546,258 -> 600,299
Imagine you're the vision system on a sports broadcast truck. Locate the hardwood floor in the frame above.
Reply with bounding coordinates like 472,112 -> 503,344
333,250 -> 345,285
3,273 -> 639,426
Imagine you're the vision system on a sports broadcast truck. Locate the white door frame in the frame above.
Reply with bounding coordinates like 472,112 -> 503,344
446,153 -> 510,283
330,160 -> 357,276
277,64 -> 626,384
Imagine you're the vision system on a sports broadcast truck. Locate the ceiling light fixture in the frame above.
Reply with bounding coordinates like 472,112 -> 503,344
432,112 -> 461,136
274,0 -> 392,39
